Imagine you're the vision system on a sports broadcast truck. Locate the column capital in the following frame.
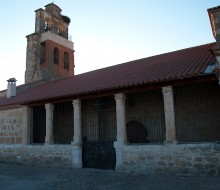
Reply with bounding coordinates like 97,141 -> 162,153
45,103 -> 54,110
162,86 -> 173,96
114,93 -> 126,101
72,99 -> 81,106
21,106 -> 31,112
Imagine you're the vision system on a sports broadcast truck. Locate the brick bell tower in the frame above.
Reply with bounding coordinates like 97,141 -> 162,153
25,3 -> 74,83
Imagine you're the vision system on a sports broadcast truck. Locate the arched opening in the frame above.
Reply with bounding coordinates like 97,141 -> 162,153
54,47 -> 59,65
126,120 -> 149,144
64,51 -> 69,70
45,21 -> 50,31
40,43 -> 45,64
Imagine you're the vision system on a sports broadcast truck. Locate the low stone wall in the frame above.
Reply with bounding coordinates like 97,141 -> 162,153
119,143 -> 220,176
0,144 -> 72,168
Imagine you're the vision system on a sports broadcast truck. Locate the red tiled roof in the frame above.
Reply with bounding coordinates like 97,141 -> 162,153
0,42 -> 218,108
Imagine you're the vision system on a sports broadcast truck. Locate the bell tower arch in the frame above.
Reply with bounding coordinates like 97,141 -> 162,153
25,3 -> 74,83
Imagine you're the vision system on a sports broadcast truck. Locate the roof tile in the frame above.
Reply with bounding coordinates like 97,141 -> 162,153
0,42 -> 217,108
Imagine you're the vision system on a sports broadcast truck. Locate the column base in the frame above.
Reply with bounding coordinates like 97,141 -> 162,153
114,141 -> 126,171
164,140 -> 178,145
44,141 -> 54,145
71,142 -> 82,168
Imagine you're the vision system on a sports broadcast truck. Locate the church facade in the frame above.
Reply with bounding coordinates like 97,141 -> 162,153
0,3 -> 220,176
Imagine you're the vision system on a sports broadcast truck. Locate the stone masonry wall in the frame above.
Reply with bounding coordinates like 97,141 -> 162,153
0,144 -> 72,168
119,144 -> 220,176
0,108 -> 25,144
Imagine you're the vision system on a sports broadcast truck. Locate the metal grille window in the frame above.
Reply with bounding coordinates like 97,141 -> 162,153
81,96 -> 116,142
126,90 -> 165,144
174,81 -> 220,143
53,101 -> 73,144
33,106 -> 46,143
81,96 -> 116,169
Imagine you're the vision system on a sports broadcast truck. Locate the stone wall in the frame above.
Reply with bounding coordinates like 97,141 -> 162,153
118,143 -> 220,176
25,33 -> 42,83
0,108 -> 25,144
0,144 -> 72,168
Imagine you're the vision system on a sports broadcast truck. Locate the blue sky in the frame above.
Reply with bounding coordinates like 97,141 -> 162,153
0,0 -> 219,90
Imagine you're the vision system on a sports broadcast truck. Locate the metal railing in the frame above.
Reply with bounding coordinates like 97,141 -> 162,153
39,25 -> 72,41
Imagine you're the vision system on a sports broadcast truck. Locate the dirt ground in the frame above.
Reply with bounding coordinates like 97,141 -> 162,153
0,163 -> 220,190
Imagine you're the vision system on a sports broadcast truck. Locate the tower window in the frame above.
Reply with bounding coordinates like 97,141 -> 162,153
64,51 -> 69,70
54,47 -> 59,65
40,43 -> 45,64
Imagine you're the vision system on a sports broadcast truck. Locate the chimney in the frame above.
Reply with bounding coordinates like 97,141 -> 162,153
7,78 -> 17,98
208,6 -> 220,42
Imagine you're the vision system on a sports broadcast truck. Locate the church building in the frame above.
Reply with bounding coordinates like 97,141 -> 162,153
0,3 -> 220,176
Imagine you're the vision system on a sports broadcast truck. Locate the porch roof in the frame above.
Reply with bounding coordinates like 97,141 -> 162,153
0,42 -> 218,108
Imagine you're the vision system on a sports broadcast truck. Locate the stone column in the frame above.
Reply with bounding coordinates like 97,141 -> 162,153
114,93 -> 127,170
45,103 -> 54,145
72,99 -> 82,168
162,86 -> 177,144
22,106 -> 31,145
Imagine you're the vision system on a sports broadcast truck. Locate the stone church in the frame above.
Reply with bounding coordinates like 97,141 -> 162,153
0,3 -> 220,176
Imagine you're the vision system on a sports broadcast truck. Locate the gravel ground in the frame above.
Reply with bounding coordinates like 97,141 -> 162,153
0,163 -> 220,190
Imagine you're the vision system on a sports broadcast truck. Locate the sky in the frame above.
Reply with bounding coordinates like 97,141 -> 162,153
0,0 -> 219,90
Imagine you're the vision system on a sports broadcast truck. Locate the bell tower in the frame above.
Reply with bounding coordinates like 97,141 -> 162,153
25,3 -> 74,83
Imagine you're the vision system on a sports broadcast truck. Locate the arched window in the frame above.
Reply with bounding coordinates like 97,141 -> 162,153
126,120 -> 149,144
45,21 -> 50,31
64,51 -> 69,70
54,47 -> 59,65
40,43 -> 45,64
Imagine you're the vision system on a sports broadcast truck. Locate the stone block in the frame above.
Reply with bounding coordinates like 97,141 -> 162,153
163,167 -> 178,174
5,138 -> 11,144
174,159 -> 186,168
217,166 -> 220,175
167,162 -> 174,167
205,156 -> 219,163
193,163 -> 205,170
147,155 -> 155,160
0,137 -> 4,144
208,169 -> 216,176
187,147 -> 200,153
186,162 -> 192,167
214,144 -> 220,152
14,131 -> 19,137
194,157 -> 203,162
139,156 -> 146,161
16,137 -> 22,144
160,155 -> 172,161
11,137 -> 15,144
2,125 -> 7,130
205,163 -> 216,169
19,129 -> 22,136
158,161 -> 167,167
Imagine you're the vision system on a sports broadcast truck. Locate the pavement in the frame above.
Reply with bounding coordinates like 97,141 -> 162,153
0,163 -> 220,190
